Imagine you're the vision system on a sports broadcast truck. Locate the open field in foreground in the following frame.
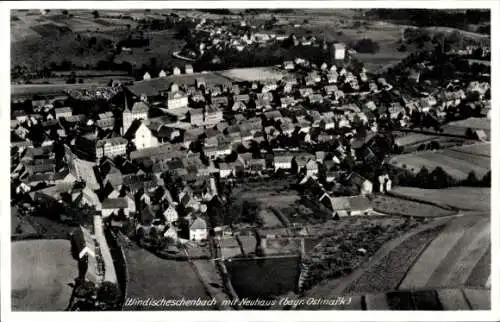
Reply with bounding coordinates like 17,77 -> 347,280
12,239 -> 76,311
120,238 -> 212,311
301,214 -> 490,310
400,215 -> 490,290
390,187 -> 490,212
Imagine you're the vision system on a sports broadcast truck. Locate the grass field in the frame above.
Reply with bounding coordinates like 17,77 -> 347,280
12,239 -> 76,311
372,194 -> 456,217
449,142 -> 490,157
121,240 -> 212,310
303,213 -> 490,310
389,186 -> 490,212
400,215 -> 490,290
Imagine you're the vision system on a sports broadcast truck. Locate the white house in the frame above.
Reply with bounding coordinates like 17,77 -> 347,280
163,204 -> 178,223
122,100 -> 148,135
167,91 -> 188,109
190,217 -> 208,241
333,43 -> 346,60
185,64 -> 194,74
173,66 -> 181,75
96,137 -> 128,159
159,70 -> 167,77
274,155 -> 294,170
143,72 -> 151,80
124,121 -> 159,150
378,174 -> 392,193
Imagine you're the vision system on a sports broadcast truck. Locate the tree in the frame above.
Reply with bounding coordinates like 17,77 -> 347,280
464,171 -> 479,186
92,10 -> 100,19
353,38 -> 380,54
96,281 -> 121,310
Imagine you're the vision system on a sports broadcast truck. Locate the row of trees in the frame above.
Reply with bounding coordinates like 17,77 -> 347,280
389,165 -> 491,189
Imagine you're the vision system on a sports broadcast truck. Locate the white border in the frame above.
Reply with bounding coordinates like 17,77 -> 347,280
1,1 -> 498,322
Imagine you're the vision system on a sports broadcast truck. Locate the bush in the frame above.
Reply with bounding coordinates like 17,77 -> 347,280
353,38 -> 380,54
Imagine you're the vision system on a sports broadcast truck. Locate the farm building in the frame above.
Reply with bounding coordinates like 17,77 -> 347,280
319,193 -> 372,217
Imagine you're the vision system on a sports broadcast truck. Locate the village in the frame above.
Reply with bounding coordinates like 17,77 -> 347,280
10,8 -> 492,312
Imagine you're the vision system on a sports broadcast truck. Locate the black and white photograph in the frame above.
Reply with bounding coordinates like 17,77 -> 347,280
4,1 -> 498,319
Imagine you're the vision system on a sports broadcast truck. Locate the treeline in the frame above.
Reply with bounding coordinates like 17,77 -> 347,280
389,165 -> 491,189
367,9 -> 490,30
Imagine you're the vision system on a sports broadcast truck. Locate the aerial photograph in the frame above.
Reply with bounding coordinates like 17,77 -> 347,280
10,8 -> 491,311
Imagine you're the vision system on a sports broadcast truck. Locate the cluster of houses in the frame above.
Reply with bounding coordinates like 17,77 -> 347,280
11,40 -> 491,245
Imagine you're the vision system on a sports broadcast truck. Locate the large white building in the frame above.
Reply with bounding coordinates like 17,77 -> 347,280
96,137 -> 128,159
167,91 -> 188,109
122,100 -> 149,135
124,121 -> 159,150
333,43 -> 346,61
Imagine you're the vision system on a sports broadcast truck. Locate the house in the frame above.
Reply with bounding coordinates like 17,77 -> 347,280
167,91 -> 188,109
283,61 -> 295,70
204,105 -> 223,126
320,117 -> 336,130
346,172 -> 373,195
122,100 -> 149,135
280,96 -> 296,108
143,72 -> 151,80
234,94 -> 250,102
173,66 -> 181,75
158,70 -> 167,77
308,94 -> 323,104
231,101 -> 246,112
124,120 -> 159,150
248,158 -> 266,173
189,108 -> 205,126
96,137 -> 128,159
333,43 -> 346,60
274,155 -> 293,170
320,193 -> 372,217
101,198 -> 130,218
212,96 -> 229,107
185,64 -> 194,74
190,217 -> 208,241
299,87 -> 314,98
377,174 -> 392,193
54,107 -> 72,119
305,159 -> 319,176
163,204 -> 178,223
204,144 -> 232,159
218,162 -> 234,178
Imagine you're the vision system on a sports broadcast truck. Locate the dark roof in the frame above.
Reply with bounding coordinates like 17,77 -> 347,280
102,198 -> 128,209
139,207 -> 154,226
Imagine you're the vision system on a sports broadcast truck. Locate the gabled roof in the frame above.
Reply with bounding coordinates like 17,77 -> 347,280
190,217 -> 207,230
102,198 -> 129,209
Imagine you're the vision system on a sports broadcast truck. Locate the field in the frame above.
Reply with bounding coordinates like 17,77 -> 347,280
389,144 -> 490,181
389,186 -> 490,212
11,10 -> 184,77
371,194 -> 456,217
399,215 -> 490,290
121,239 -> 213,310
303,217 -> 415,292
12,239 -> 76,311
443,117 -> 491,139
301,214 -> 490,309
230,179 -> 304,227
217,67 -> 288,82
449,142 -> 490,157
12,83 -> 104,99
